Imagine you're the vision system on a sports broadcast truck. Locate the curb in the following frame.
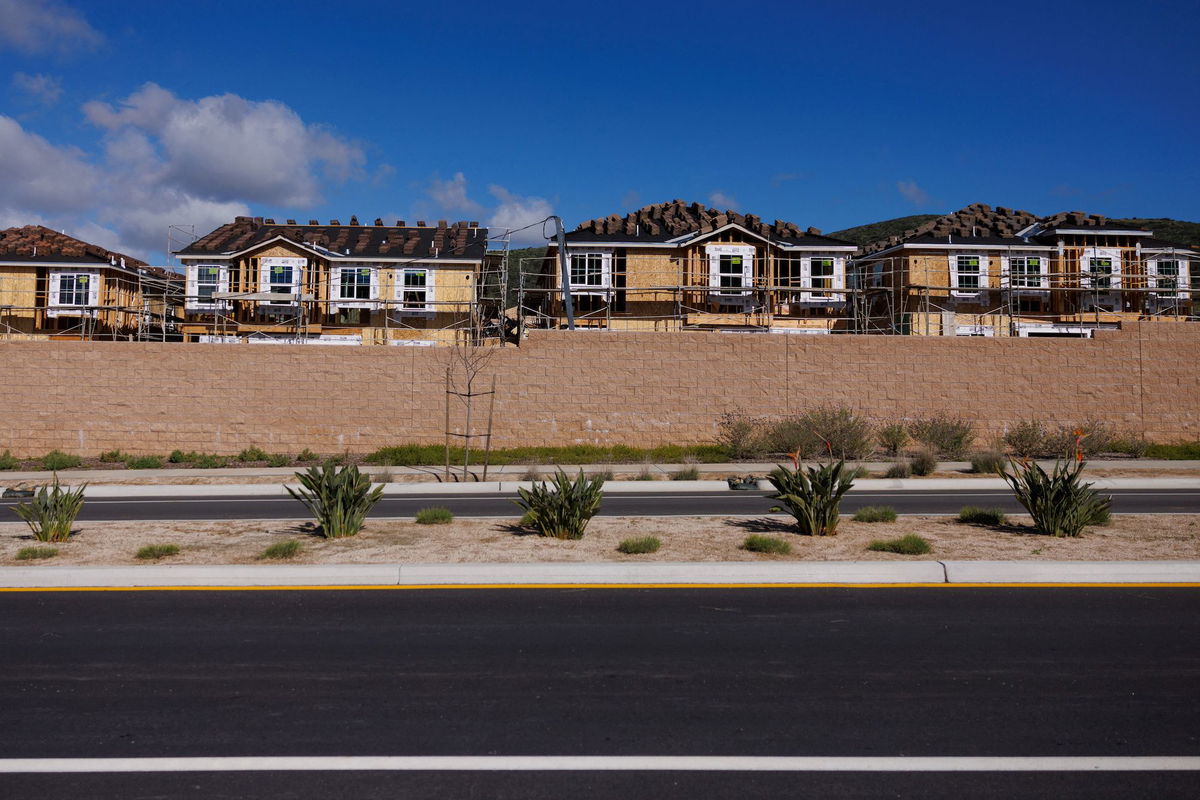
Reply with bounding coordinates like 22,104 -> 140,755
2,561 -> 1199,589
14,476 -> 1200,499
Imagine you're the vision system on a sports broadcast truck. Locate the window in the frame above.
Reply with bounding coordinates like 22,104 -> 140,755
953,255 -> 984,293
797,255 -> 844,303
398,268 -> 433,313
707,245 -> 754,298
810,258 -> 834,291
340,267 -> 373,300
1009,256 -> 1045,289
196,267 -> 220,302
1154,260 -> 1179,291
57,273 -> 90,305
570,253 -> 605,287
48,270 -> 99,313
1087,257 -> 1114,289
258,257 -> 305,304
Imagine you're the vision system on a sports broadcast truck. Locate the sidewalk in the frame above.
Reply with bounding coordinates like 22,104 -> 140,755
2,560 -> 1198,589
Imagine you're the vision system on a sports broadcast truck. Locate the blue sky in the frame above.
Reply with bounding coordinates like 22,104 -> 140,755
1,0 -> 1197,262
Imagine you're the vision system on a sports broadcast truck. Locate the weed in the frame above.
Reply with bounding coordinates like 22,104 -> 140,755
267,454 -> 291,468
635,467 -> 657,481
854,505 -> 898,523
98,449 -> 127,463
136,543 -> 180,560
908,416 -> 975,458
16,546 -> 58,561
598,469 -> 615,481
415,507 -> 454,525
867,534 -> 931,555
1145,441 -> 1200,460
287,463 -> 385,539
1004,419 -> 1053,458
296,448 -> 319,462
521,466 -> 542,482
909,448 -> 938,477
168,449 -> 198,464
41,450 -> 81,471
9,476 -> 86,542
0,450 -> 18,470
969,450 -> 1006,475
237,447 -> 270,462
742,534 -> 792,555
513,469 -> 604,540
1003,459 -> 1110,537
958,506 -> 1007,525
124,456 -> 163,470
884,461 -> 912,479
364,443 -> 729,467
192,454 -> 227,469
716,411 -> 768,460
877,423 -> 909,456
260,540 -> 302,560
762,406 -> 874,460
617,536 -> 661,554
767,460 -> 856,536
673,466 -> 701,481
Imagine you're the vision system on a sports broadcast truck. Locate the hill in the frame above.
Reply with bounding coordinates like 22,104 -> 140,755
1113,218 -> 1200,248
828,215 -> 942,245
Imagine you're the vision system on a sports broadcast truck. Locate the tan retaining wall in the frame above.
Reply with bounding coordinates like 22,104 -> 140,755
1,323 -> 1197,456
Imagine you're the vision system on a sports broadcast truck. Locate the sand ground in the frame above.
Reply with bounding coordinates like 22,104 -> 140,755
4,513 -> 1199,566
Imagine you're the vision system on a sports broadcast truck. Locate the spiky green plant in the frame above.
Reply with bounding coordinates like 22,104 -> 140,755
1002,459 -> 1110,538
767,460 -> 856,536
286,462 -> 384,538
513,469 -> 604,540
10,475 -> 87,542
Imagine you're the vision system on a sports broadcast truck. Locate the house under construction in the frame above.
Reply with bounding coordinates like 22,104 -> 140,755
518,201 -> 1198,338
0,225 -> 182,341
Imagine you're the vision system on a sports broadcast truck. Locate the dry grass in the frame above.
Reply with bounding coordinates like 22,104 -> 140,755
1,514 -> 1198,565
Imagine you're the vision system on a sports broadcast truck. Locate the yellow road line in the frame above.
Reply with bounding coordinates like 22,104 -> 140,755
1,582 -> 1199,592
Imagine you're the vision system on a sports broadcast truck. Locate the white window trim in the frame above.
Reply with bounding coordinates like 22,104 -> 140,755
258,257 -> 306,305
950,253 -> 988,297
566,250 -> 612,296
1147,258 -> 1189,300
186,264 -> 230,311
707,244 -> 754,300
395,266 -> 436,315
1080,247 -> 1122,290
1000,253 -> 1049,293
956,323 -> 994,337
330,264 -> 380,312
798,254 -> 845,304
46,269 -> 100,317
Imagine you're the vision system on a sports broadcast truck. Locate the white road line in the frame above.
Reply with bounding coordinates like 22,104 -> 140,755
1,756 -> 1199,773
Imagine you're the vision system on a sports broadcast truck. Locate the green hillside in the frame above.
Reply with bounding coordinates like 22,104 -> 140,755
1113,218 -> 1200,247
828,214 -> 942,245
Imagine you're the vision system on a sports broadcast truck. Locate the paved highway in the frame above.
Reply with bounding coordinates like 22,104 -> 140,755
2,487 -> 1197,521
1,588 -> 1198,798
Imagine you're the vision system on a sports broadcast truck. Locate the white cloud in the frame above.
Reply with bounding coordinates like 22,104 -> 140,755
0,115 -> 99,212
708,190 -> 738,210
897,179 -> 931,207
620,189 -> 642,209
428,171 -> 483,214
85,83 -> 365,207
0,0 -> 103,54
771,172 -> 802,186
12,72 -> 63,105
486,185 -> 553,245
0,84 -> 366,260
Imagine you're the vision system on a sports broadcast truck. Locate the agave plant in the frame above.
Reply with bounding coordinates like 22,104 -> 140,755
10,475 -> 87,542
286,462 -> 384,538
514,469 -> 604,540
1002,459 -> 1110,538
767,460 -> 855,536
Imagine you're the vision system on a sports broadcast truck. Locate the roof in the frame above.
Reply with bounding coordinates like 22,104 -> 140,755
566,199 -> 855,248
859,203 -> 1041,254
1035,210 -> 1149,235
176,216 -> 489,261
0,225 -> 178,279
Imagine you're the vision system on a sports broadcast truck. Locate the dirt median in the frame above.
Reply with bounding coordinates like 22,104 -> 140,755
3,513 -> 1199,566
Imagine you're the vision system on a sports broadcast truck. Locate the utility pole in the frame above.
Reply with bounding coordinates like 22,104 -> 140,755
549,215 -> 575,330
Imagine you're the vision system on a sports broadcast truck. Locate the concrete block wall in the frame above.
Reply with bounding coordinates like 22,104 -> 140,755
0,323 -> 1196,456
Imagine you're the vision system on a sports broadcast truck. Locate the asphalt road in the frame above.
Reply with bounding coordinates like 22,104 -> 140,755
2,487 -> 1197,521
2,588 -> 1198,798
